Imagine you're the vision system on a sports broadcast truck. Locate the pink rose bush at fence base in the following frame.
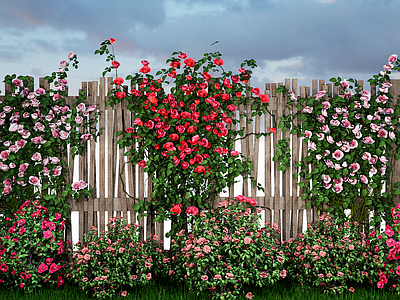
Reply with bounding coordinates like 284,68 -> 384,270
1,198 -> 400,299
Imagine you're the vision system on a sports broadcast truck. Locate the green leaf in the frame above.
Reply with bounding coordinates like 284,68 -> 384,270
278,165 -> 286,172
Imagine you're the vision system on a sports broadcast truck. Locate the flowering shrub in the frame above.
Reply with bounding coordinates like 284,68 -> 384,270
0,200 -> 70,293
280,213 -> 385,294
157,199 -> 288,300
65,216 -> 170,299
366,203 -> 400,294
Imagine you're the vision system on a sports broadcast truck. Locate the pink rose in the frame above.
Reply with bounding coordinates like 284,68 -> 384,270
59,131 -> 69,140
72,182 -> 81,191
28,176 -> 40,186
31,152 -> 42,161
52,129 -> 59,138
388,54 -> 398,63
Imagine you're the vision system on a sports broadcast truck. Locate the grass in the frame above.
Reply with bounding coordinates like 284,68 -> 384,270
0,269 -> 399,300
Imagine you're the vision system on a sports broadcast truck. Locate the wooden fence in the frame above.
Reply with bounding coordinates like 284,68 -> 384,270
1,77 -> 400,257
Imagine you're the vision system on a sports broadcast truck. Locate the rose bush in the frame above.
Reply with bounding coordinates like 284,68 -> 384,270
280,213 -> 386,294
0,200 -> 71,293
365,202 -> 400,294
65,216 -> 170,299
273,54 -> 400,234
95,38 -> 275,242
154,198 -> 288,300
0,51 -> 102,231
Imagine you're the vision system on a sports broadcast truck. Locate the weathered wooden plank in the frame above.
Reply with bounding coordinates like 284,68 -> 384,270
264,82 -> 272,228
107,78 -> 115,224
99,77 -> 106,234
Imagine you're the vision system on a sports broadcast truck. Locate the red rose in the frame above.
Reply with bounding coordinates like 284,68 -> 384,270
252,88 -> 261,95
202,72 -> 212,81
178,53 -> 187,59
138,160 -> 146,168
111,61 -> 120,69
170,133 -> 179,141
186,206 -> 199,216
180,111 -> 191,119
170,204 -> 182,215
113,77 -> 124,85
187,126 -> 196,134
221,93 -> 229,101
259,94 -> 270,103
270,128 -> 276,133
141,60 -> 150,66
213,58 -> 224,66
110,38 -> 115,44
170,61 -> 181,68
140,66 -> 151,74
184,58 -> 195,67
115,91 -> 126,99
197,90 -> 207,97
236,195 -> 246,202
194,166 -> 205,173
147,94 -> 158,104
246,197 -> 257,206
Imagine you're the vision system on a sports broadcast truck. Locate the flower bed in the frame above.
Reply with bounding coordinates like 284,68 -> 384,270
1,199 -> 399,300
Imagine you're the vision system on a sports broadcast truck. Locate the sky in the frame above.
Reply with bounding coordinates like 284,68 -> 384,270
0,0 -> 395,249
